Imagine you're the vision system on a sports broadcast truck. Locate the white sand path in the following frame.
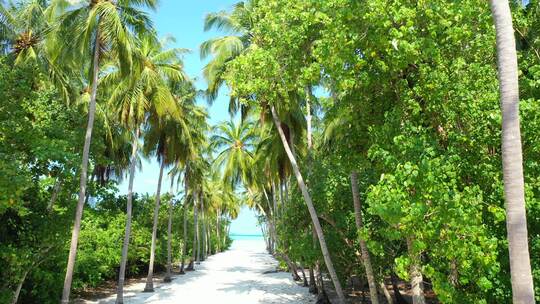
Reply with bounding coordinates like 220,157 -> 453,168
85,239 -> 316,304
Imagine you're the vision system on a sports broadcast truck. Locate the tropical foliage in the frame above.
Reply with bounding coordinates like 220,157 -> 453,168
1,0 -> 540,303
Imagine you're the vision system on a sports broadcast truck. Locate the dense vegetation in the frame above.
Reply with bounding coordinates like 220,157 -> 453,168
0,1 -> 235,303
0,0 -> 539,303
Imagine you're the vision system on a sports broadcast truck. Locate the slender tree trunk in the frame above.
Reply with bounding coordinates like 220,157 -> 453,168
216,210 -> 221,252
195,192 -> 200,264
315,262 -> 330,302
284,180 -> 289,205
279,181 -> 285,212
222,222 -> 228,250
268,218 -> 277,255
262,223 -> 269,252
201,195 -> 206,261
207,220 -> 211,255
281,253 -> 301,281
181,175 -> 189,273
271,181 -> 278,221
449,259 -> 458,287
262,188 -> 276,254
270,105 -> 346,304
351,171 -> 379,304
309,267 -> 318,294
12,269 -> 29,304
47,176 -> 62,212
61,28 -> 101,304
116,126 -> 140,304
490,1 -> 536,303
380,281 -> 393,304
143,161 -> 165,292
305,86 -> 313,150
164,176 -> 175,283
407,237 -> 426,304
290,125 -> 296,158
300,263 -> 308,287
180,201 -> 187,273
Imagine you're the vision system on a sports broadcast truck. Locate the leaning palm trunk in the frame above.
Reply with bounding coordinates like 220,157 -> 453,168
116,127 -> 140,304
61,29 -> 101,304
12,269 -> 30,304
407,237 -> 426,304
164,176 -> 175,282
490,1 -> 536,303
351,171 -> 379,304
270,105 -> 346,304
144,161 -> 165,292
380,281 -> 393,304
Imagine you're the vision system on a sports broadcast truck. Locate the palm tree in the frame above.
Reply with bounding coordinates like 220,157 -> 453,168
104,33 -> 183,303
55,1 -> 156,302
183,143 -> 210,268
205,174 -> 236,253
173,105 -> 208,273
350,171 -> 379,304
0,0 -> 73,101
200,0 -> 254,115
489,1 -> 535,303
269,105 -> 346,304
116,36 -> 189,292
142,97 -> 196,289
211,119 -> 257,188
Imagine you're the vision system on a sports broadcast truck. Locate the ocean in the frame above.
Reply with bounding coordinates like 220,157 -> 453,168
229,234 -> 264,240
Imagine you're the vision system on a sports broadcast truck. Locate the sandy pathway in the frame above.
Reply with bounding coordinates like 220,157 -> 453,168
85,239 -> 315,304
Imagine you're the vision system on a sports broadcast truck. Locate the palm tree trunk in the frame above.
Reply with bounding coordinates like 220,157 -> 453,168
271,181 -> 278,220
164,176 -> 175,282
194,191 -> 200,264
300,263 -> 308,287
61,28 -> 101,304
490,1 -> 535,303
143,161 -> 165,292
201,195 -> 206,261
309,267 -> 318,294
279,181 -> 285,218
380,281 -> 393,304
216,209 -> 221,252
12,268 -> 29,304
208,221 -> 212,255
284,180 -> 289,205
116,126 -> 140,304
305,86 -> 313,150
270,105 -> 346,304
262,188 -> 277,254
406,237 -> 426,304
181,174 -> 189,273
350,171 -> 379,304
180,202 -> 187,273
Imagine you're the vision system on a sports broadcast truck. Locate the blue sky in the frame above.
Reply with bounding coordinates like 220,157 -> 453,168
118,1 -> 261,236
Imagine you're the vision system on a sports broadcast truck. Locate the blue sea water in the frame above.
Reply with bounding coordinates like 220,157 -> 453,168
230,234 -> 264,240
